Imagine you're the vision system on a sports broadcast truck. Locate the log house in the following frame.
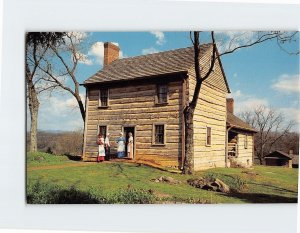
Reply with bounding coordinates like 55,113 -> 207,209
82,42 -> 256,170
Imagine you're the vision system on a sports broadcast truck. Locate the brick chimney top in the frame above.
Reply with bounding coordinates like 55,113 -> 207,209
104,42 -> 120,67
227,98 -> 234,114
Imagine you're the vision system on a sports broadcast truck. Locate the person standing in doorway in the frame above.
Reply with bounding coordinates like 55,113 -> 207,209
116,132 -> 125,158
97,133 -> 105,162
104,133 -> 111,161
127,132 -> 134,159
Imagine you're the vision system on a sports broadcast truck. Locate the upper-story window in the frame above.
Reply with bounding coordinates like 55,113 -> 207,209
99,89 -> 109,107
206,126 -> 212,146
156,84 -> 168,104
244,135 -> 248,149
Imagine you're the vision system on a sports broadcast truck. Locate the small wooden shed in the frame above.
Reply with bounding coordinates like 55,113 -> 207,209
264,151 -> 293,168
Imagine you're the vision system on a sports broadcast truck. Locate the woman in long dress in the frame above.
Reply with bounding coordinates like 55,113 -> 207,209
104,133 -> 110,161
116,132 -> 125,158
127,132 -> 134,159
97,134 -> 105,162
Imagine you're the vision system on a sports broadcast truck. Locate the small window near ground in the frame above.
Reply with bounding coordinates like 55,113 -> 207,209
98,125 -> 107,136
99,89 -> 109,107
156,84 -> 168,104
206,127 -> 212,146
244,135 -> 248,149
154,124 -> 165,144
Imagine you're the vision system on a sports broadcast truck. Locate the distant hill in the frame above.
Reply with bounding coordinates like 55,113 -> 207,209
26,129 -> 83,134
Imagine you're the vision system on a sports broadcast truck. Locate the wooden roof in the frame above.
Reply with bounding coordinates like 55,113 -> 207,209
227,112 -> 257,132
265,151 -> 293,160
84,44 -> 230,93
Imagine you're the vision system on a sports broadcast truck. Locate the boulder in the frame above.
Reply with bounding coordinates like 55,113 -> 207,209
187,177 -> 230,193
214,178 -> 230,193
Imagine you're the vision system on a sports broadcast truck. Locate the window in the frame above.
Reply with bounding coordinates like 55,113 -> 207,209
156,84 -> 168,104
98,125 -> 107,136
154,124 -> 165,144
206,127 -> 212,146
244,135 -> 248,149
99,89 -> 109,107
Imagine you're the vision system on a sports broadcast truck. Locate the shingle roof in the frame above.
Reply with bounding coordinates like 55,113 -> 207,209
84,44 -> 212,85
265,151 -> 293,160
227,112 -> 257,132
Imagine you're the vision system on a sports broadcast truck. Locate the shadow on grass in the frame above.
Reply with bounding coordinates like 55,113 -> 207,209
64,153 -> 82,161
248,182 -> 298,195
222,192 -> 298,203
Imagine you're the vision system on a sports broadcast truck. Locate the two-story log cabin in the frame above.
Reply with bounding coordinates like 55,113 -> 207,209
82,42 -> 256,170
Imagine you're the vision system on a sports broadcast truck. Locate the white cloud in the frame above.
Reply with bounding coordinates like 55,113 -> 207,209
279,107 -> 300,124
64,32 -> 88,45
75,51 -> 93,65
66,32 -> 88,40
228,90 -> 268,113
34,93 -> 86,131
271,74 -> 300,93
88,41 -> 124,66
150,31 -> 166,45
88,42 -> 105,65
215,31 -> 256,53
233,73 -> 238,78
235,97 -> 269,113
233,90 -> 241,97
142,47 -> 159,55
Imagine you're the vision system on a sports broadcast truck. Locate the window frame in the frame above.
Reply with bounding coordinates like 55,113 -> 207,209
155,83 -> 169,105
97,125 -> 107,137
98,88 -> 109,108
206,126 -> 212,147
152,123 -> 166,146
244,134 -> 248,149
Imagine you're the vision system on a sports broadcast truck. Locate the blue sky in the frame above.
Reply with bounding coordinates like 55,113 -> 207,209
30,31 -> 299,132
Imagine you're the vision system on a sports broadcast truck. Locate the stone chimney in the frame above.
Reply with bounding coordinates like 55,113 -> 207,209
104,42 -> 120,67
289,150 -> 294,155
227,98 -> 234,114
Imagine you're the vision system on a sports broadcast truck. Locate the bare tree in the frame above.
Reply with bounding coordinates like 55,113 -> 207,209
38,32 -> 89,122
26,32 -> 65,152
183,31 -> 299,174
240,105 -> 295,164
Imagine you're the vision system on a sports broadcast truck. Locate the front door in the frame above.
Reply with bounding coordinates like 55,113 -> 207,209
123,127 -> 135,158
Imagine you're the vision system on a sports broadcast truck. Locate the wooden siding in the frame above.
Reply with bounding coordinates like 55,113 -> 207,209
236,133 -> 254,166
83,79 -> 184,168
187,51 -> 228,170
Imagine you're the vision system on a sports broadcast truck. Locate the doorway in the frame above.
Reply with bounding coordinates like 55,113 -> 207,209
123,126 -> 135,159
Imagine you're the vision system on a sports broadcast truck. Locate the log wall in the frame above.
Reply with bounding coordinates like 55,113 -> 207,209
188,54 -> 228,170
235,133 -> 254,166
83,78 -> 184,168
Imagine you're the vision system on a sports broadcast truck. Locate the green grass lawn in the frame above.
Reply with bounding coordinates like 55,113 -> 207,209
26,152 -> 298,204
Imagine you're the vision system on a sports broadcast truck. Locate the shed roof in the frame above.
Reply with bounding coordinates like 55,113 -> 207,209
265,151 -> 293,160
84,44 -> 230,92
226,112 -> 257,132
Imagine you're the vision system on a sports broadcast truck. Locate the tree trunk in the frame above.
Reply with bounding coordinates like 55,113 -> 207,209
183,106 -> 195,174
27,77 -> 39,152
258,155 -> 263,165
75,94 -> 85,122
